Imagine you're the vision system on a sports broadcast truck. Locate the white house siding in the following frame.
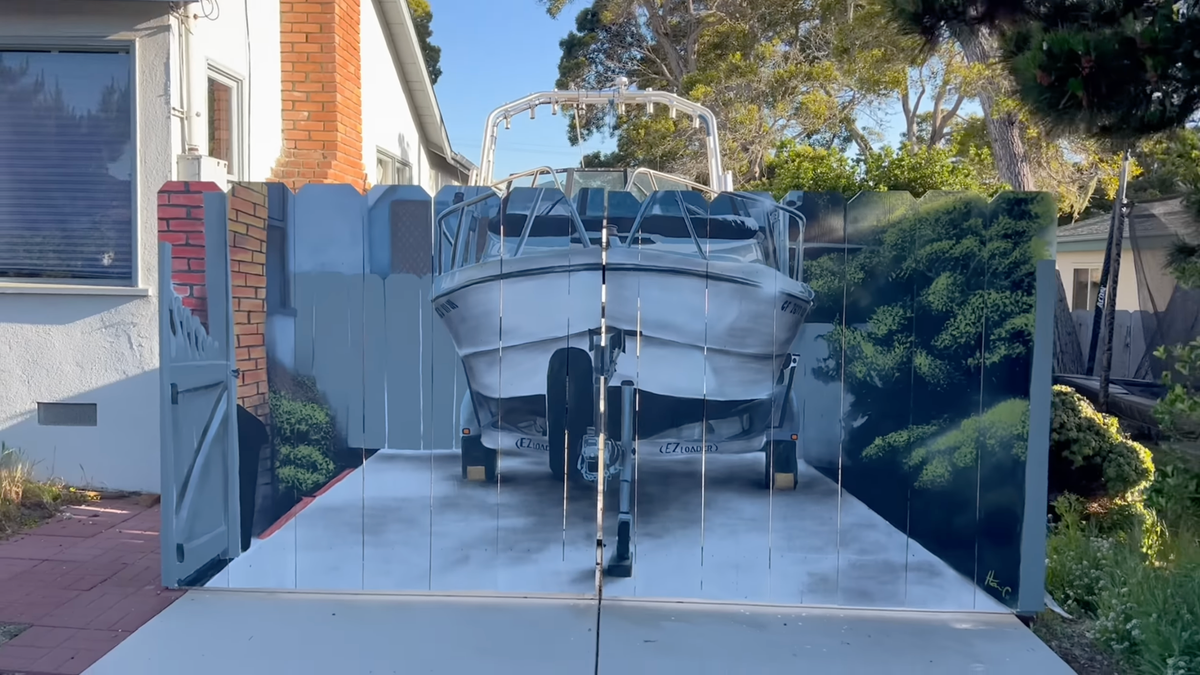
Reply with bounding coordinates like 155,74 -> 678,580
0,0 -> 282,492
1055,245 -> 1178,314
188,0 -> 283,181
361,0 -> 432,193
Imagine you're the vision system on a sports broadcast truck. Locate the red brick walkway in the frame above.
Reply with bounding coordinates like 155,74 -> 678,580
0,498 -> 181,675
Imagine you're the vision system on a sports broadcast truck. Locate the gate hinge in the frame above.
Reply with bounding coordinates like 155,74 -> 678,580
170,383 -> 179,405
231,368 -> 241,378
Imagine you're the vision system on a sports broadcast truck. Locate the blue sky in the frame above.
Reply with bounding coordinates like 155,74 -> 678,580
428,0 -> 980,180
431,0 -> 611,180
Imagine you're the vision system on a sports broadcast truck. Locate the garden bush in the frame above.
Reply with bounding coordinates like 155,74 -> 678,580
1050,385 -> 1155,504
269,369 -> 347,503
271,391 -> 335,453
275,444 -> 336,500
1154,337 -> 1200,441
1046,493 -> 1200,675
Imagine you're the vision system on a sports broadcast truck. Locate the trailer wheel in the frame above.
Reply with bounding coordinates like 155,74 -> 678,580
764,439 -> 798,491
461,434 -> 497,483
547,347 -> 593,485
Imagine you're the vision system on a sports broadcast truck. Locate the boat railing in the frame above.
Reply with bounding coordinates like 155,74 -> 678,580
491,166 -> 565,193
434,184 -> 808,281
625,168 -> 717,199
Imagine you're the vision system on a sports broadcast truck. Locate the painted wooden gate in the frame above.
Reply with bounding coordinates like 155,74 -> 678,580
159,194 -> 241,588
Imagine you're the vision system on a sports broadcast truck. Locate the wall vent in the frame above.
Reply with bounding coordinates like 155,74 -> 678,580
37,402 -> 98,427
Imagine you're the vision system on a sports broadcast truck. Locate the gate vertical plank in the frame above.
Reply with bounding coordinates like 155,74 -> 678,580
158,242 -> 179,589
363,275 -> 388,449
203,189 -> 242,564
158,189 -> 241,589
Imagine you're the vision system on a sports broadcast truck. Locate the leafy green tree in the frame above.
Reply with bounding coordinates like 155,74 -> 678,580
542,0 -> 917,184
888,0 -> 1200,277
408,0 -> 442,85
1126,127 -> 1200,204
752,140 -> 1002,200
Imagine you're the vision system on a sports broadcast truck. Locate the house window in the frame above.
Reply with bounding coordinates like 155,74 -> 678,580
0,48 -> 134,283
1072,267 -> 1103,311
376,149 -> 413,185
207,68 -> 242,179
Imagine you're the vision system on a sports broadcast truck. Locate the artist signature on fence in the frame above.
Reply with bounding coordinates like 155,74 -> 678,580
984,570 -> 1012,599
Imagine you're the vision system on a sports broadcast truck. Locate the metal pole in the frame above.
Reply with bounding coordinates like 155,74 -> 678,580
1097,150 -> 1132,412
1084,158 -> 1126,375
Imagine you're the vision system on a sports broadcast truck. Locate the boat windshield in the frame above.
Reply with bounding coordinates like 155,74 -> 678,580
435,176 -> 800,279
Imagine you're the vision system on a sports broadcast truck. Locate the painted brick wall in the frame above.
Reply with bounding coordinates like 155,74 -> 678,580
229,184 -> 271,421
157,182 -> 271,424
157,181 -> 224,328
273,0 -> 366,191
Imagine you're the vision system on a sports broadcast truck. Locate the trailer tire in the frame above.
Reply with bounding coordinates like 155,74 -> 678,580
547,347 -> 593,485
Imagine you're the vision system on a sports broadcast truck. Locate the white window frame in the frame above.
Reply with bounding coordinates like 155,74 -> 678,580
376,148 -> 414,186
206,62 -> 246,181
0,39 -> 142,293
1071,266 -> 1103,311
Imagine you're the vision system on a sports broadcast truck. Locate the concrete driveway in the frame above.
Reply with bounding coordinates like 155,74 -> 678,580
84,589 -> 1074,674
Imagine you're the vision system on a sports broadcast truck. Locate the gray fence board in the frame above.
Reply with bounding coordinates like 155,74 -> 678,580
363,275 -> 388,449
346,274 -> 367,449
1070,309 -> 1150,379
385,275 -> 425,449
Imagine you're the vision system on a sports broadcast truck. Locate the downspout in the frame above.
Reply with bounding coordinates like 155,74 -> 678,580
179,4 -> 206,156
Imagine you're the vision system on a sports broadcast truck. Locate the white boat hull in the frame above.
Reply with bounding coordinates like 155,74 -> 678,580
432,247 -> 812,403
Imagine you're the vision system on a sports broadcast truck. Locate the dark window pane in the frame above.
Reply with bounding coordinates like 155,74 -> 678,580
1072,268 -> 1091,310
208,78 -> 233,165
0,50 -> 134,281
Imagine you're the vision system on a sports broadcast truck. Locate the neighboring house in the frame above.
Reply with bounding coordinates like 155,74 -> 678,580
1055,196 -> 1194,314
0,0 -> 471,492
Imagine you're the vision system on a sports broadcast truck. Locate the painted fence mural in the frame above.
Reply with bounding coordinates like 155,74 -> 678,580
166,181 -> 1054,614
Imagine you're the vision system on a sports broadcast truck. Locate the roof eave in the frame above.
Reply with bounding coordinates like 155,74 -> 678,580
378,0 -> 455,165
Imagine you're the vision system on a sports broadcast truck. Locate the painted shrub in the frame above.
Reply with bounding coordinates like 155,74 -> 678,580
806,190 -> 1055,606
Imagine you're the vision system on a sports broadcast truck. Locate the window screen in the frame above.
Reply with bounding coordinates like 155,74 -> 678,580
0,49 -> 134,283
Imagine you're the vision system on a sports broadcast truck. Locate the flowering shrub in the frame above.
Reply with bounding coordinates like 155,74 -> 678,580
1047,491 -> 1200,674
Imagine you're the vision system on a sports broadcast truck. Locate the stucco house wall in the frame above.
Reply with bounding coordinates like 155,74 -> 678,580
0,2 -> 186,493
0,0 -> 469,492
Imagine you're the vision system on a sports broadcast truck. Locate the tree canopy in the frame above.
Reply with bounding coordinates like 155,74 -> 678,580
408,0 -> 442,85
885,0 -> 1200,282
889,0 -> 1200,140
